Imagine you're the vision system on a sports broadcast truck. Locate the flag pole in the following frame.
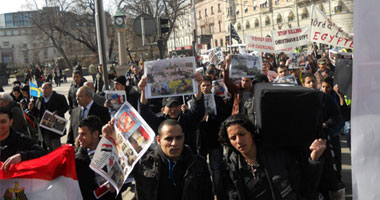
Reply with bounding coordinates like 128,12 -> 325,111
229,24 -> 232,54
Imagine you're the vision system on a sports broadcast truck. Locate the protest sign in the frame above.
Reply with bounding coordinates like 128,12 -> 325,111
105,90 -> 127,116
273,74 -> 298,85
288,53 -> 306,69
310,5 -> 353,49
0,145 -> 83,200
207,47 -> 224,65
212,80 -> 229,99
144,57 -> 198,98
39,110 -> 67,135
204,94 -> 217,115
272,26 -> 310,50
90,102 -> 154,194
229,54 -> 262,79
245,34 -> 293,53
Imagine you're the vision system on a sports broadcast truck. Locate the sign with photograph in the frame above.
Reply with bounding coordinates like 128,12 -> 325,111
207,47 -> 224,65
90,102 -> 155,194
229,54 -> 262,79
39,110 -> 67,135
212,80 -> 229,99
105,90 -> 127,116
288,53 -> 306,69
144,57 -> 198,98
204,94 -> 217,115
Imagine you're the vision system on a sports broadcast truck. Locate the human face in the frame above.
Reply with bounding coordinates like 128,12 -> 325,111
241,77 -> 252,89
262,62 -> 270,73
200,81 -> 212,94
303,77 -> 317,89
227,124 -> 255,156
78,126 -> 98,150
0,114 -> 13,141
73,73 -> 82,86
76,88 -> 91,107
321,82 -> 332,94
114,81 -> 126,91
277,67 -> 289,78
41,84 -> 52,98
157,124 -> 184,161
162,104 -> 181,119
318,63 -> 327,72
12,91 -> 21,98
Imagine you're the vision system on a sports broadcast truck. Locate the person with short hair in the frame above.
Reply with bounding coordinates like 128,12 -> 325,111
28,82 -> 69,150
102,119 -> 213,200
67,86 -> 110,144
314,58 -> 334,89
0,108 -> 46,171
68,70 -> 86,113
0,93 -> 28,135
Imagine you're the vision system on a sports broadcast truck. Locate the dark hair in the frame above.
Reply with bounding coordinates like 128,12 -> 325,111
0,107 -> 13,119
302,72 -> 316,81
73,70 -> 82,76
79,115 -> 102,135
158,119 -> 182,136
219,114 -> 256,147
322,77 -> 334,87
277,65 -> 288,71
202,76 -> 212,83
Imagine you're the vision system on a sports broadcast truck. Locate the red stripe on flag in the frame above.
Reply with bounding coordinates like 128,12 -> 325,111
0,144 -> 78,181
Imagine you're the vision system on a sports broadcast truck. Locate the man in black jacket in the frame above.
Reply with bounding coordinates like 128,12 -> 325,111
68,70 -> 86,114
29,82 -> 69,150
137,76 -> 205,152
75,115 -> 121,200
101,119 -> 213,200
0,108 -> 46,171
67,86 -> 110,144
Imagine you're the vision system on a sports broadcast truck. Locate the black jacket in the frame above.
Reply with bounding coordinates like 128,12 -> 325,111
75,147 -> 121,200
67,102 -> 110,144
31,91 -> 69,138
68,80 -> 85,113
0,129 -> 46,162
5,101 -> 28,135
132,145 -> 213,200
139,95 -> 205,152
223,147 -> 322,200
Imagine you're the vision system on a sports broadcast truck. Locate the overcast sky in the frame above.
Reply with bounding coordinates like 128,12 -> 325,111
0,0 -> 115,15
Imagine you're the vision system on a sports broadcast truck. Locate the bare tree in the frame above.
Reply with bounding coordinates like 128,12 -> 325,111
117,0 -> 190,56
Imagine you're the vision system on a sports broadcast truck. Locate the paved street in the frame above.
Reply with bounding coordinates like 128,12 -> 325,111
2,76 -> 352,200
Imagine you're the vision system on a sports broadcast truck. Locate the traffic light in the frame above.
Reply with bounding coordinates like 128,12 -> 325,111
157,17 -> 170,37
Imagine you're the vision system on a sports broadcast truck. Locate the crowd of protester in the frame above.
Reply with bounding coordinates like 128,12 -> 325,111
0,48 -> 352,200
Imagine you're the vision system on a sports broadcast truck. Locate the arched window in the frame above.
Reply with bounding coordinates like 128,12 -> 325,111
220,39 -> 224,47
288,11 -> 295,22
246,21 -> 250,29
277,14 -> 282,24
215,39 -> 218,47
237,23 -> 242,30
265,16 -> 271,26
255,19 -> 259,27
301,8 -> 309,19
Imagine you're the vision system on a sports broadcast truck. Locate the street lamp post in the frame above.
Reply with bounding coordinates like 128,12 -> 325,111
95,0 -> 109,90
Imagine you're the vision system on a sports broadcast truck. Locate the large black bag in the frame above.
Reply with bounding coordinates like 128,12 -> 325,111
254,83 -> 324,148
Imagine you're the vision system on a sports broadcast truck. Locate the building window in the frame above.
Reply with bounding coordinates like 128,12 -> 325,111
211,6 -> 214,15
199,11 -> 202,19
3,42 -> 9,46
44,49 -> 48,59
205,9 -> 208,17
335,5 -> 342,13
209,24 -> 214,34
277,14 -> 282,24
237,23 -> 241,30
218,4 -> 221,12
201,26 -> 206,34
260,0 -> 268,8
288,12 -> 295,22
218,21 -> 222,32
255,19 -> 259,27
4,31 -> 7,36
275,0 -> 280,5
220,39 -> 223,47
244,2 -> 248,13
23,43 -> 28,49
246,21 -> 250,29
215,39 -> 218,47
265,16 -> 271,26
301,8 -> 309,19
236,9 -> 239,15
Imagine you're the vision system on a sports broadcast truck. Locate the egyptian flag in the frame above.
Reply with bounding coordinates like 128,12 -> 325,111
0,145 -> 83,200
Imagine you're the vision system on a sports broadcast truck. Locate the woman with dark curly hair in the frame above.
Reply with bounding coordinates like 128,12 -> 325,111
219,114 -> 327,200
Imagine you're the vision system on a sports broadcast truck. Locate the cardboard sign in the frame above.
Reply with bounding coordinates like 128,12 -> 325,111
272,26 -> 310,50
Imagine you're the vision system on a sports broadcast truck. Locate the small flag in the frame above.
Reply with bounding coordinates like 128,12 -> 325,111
29,81 -> 41,98
230,24 -> 242,43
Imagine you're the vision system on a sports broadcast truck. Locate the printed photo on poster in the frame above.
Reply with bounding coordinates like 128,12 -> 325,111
212,80 -> 229,99
288,53 -> 306,69
105,90 -> 127,116
144,57 -> 198,98
39,110 -> 67,135
207,47 -> 224,65
229,54 -> 262,78
204,94 -> 217,115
